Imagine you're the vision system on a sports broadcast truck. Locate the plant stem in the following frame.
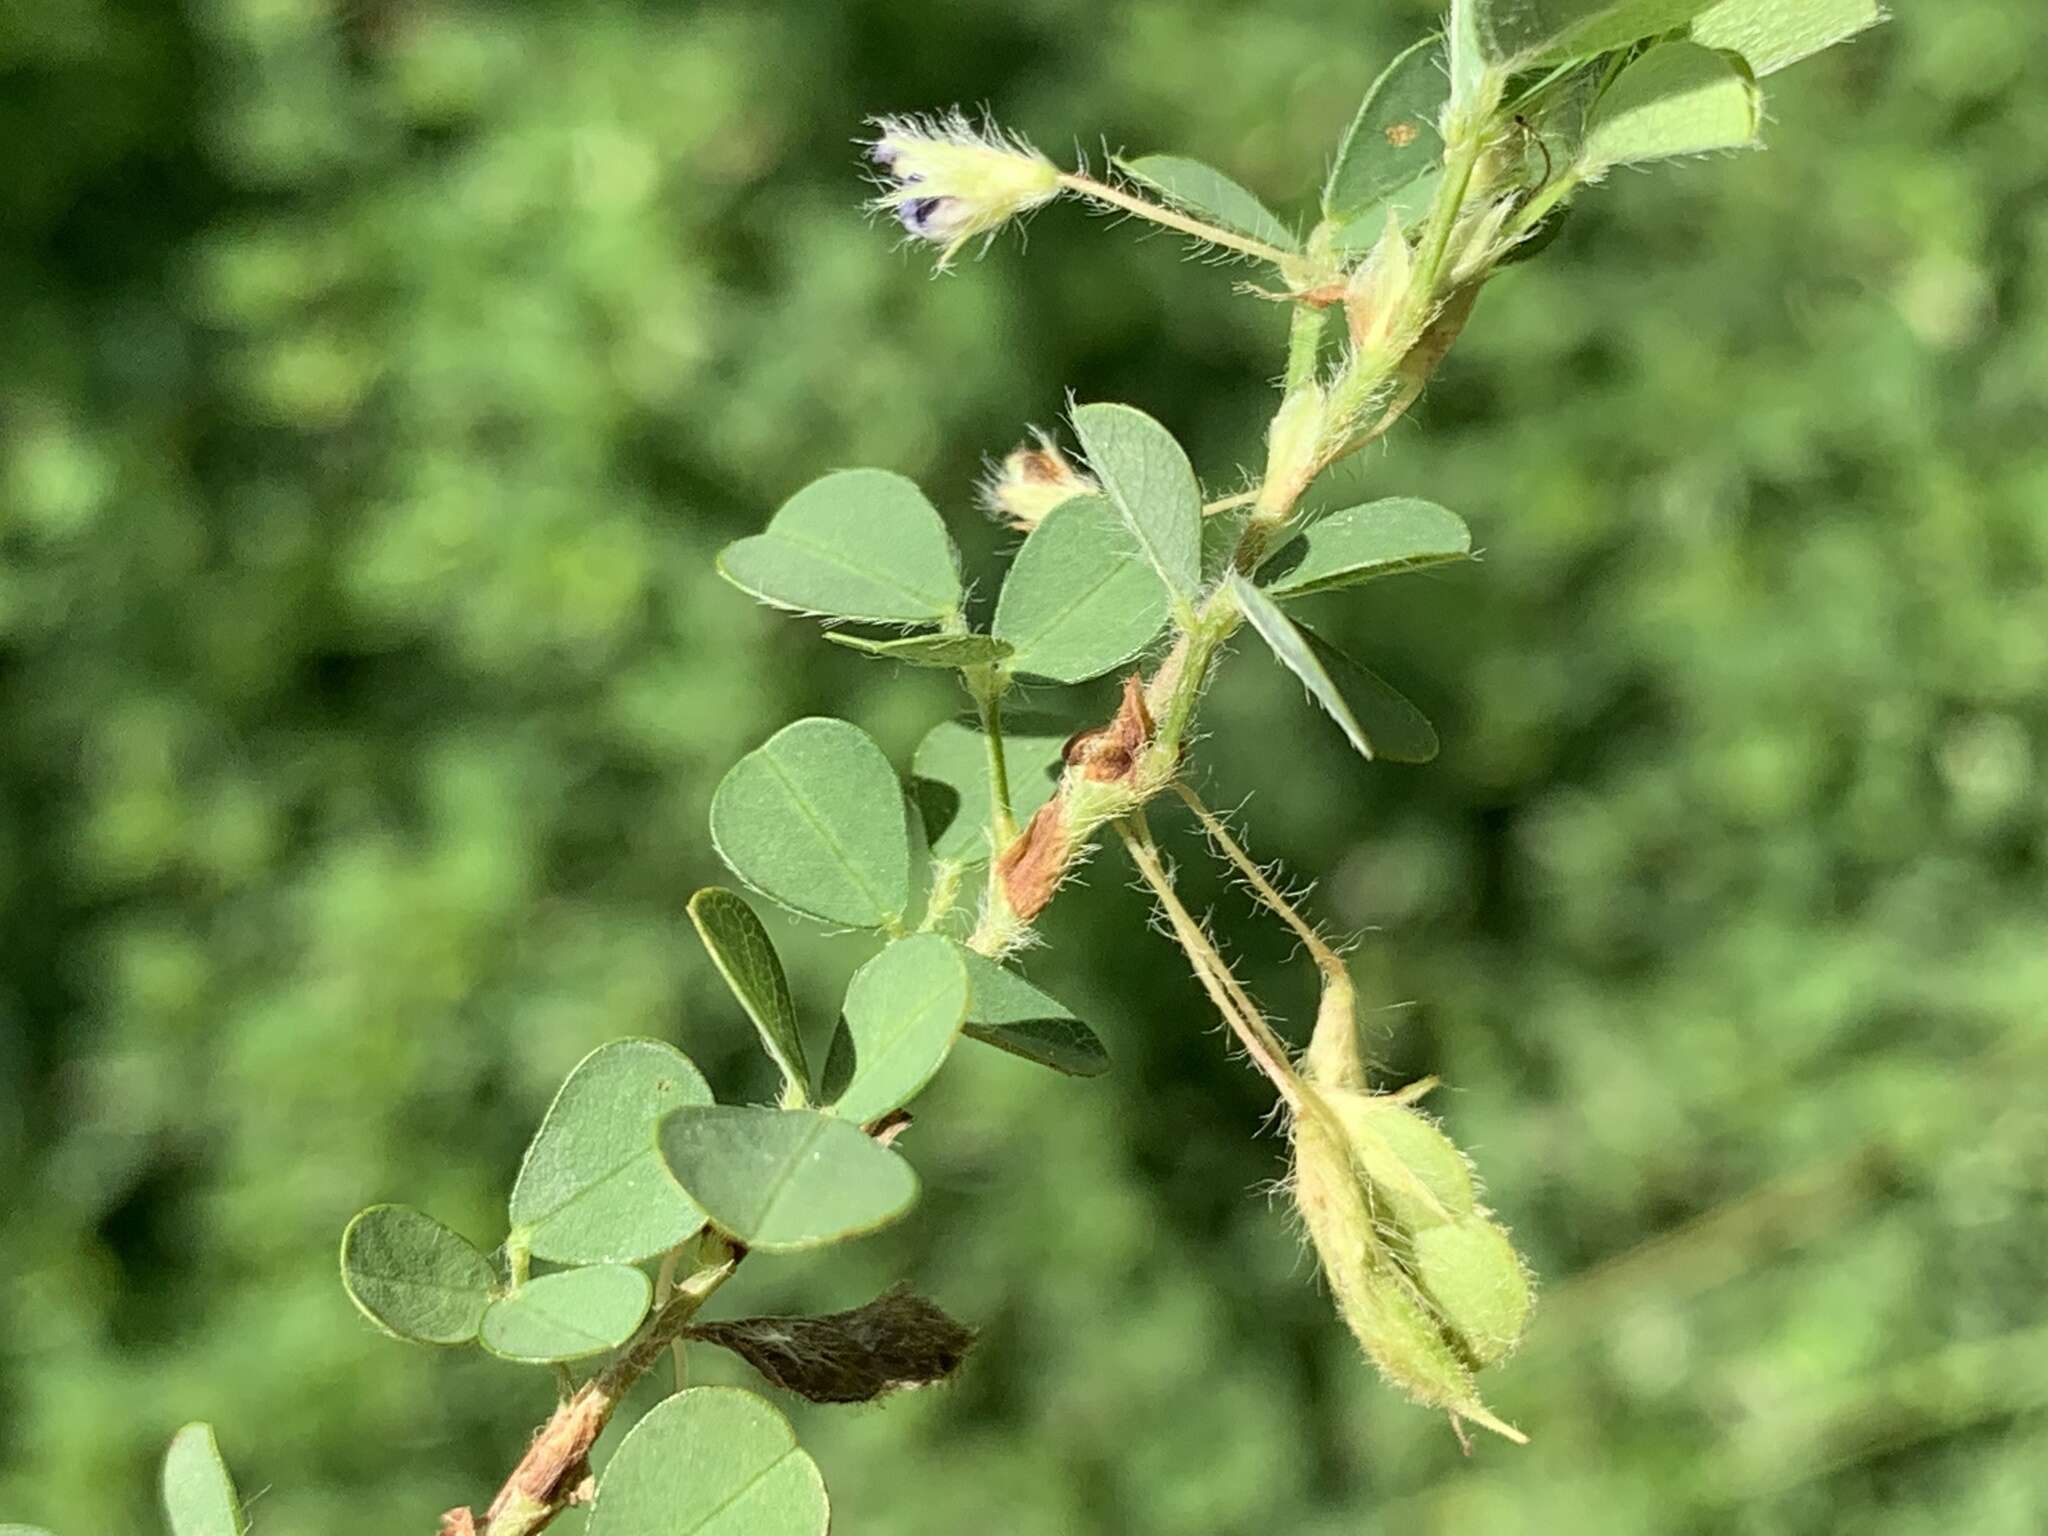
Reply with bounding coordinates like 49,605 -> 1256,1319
1412,129 -> 1484,311
1117,814 -> 1301,1107
469,1240 -> 741,1536
975,680 -> 1018,844
1284,304 -> 1328,393
1059,173 -> 1299,267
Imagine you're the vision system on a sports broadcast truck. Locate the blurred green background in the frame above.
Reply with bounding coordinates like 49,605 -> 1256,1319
4,0 -> 2045,1531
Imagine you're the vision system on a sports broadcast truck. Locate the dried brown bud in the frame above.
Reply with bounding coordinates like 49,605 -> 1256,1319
689,1283 -> 977,1404
997,798 -> 1071,921
981,430 -> 1097,530
1063,674 -> 1155,783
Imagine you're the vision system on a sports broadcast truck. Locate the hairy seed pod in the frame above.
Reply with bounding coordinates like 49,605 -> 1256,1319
1410,1218 -> 1533,1368
1292,1103 -> 1485,1414
1322,1089 -> 1477,1231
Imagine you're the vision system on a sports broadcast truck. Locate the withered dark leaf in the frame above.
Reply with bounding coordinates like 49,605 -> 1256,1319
687,1282 -> 976,1404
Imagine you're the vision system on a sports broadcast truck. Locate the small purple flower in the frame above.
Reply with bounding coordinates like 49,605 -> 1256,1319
897,197 -> 951,236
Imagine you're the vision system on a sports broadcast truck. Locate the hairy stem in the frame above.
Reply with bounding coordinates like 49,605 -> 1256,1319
468,1239 -> 741,1536
1117,814 -> 1301,1107
975,682 -> 1018,844
1059,172 -> 1300,268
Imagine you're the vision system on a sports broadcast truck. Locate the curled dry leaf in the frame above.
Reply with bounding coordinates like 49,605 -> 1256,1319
689,1283 -> 977,1405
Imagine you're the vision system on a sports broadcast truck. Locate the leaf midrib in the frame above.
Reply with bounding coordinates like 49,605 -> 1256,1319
753,527 -> 952,613
759,747 -> 897,923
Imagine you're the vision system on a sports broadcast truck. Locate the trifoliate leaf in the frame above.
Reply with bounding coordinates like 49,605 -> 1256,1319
1069,403 -> 1204,607
824,631 -> 1014,670
956,946 -> 1110,1077
1581,41 -> 1761,170
588,1387 -> 828,1536
1325,37 -> 1449,221
717,469 -> 961,625
478,1264 -> 654,1363
710,717 -> 911,929
828,934 -> 971,1125
911,717 -> 1068,865
508,1040 -> 713,1265
161,1424 -> 247,1536
340,1204 -> 495,1346
1262,498 -> 1472,597
1691,0 -> 1882,76
992,494 -> 1173,683
659,1106 -> 919,1252
688,887 -> 811,1105
1117,154 -> 1298,251
1230,575 -> 1439,764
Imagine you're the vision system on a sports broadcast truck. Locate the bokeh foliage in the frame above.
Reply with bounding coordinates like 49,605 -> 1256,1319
3,0 -> 2045,1531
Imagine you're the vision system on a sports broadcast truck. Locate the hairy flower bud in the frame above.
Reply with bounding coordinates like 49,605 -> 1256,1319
866,112 -> 1064,268
981,430 -> 1097,529
1344,212 -> 1416,356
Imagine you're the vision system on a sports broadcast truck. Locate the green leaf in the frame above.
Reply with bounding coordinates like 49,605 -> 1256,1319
1229,574 -> 1439,764
588,1387 -> 828,1536
829,933 -> 971,1125
659,1105 -> 919,1252
710,717 -> 911,929
717,469 -> 961,625
1324,38 -> 1449,221
1691,0 -> 1882,76
340,1204 -> 495,1346
1201,500 -> 1256,588
1329,172 -> 1442,254
1582,41 -> 1761,170
992,494 -> 1173,683
911,717 -> 1067,865
1069,403 -> 1204,607
508,1040 -> 713,1265
1303,625 -> 1441,764
1117,154 -> 1298,252
161,1424 -> 246,1536
1472,0 -> 1719,67
824,631 -> 1014,670
478,1264 -> 653,1363
956,946 -> 1110,1077
688,887 -> 811,1105
1262,499 -> 1473,597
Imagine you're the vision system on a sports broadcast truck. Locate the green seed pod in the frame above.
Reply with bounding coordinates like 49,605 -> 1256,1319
1410,1218 -> 1534,1368
1322,1088 -> 1476,1232
1291,1098 -> 1525,1442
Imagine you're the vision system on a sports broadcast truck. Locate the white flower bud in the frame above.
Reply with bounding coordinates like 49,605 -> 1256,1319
979,430 -> 1097,530
866,112 -> 1064,269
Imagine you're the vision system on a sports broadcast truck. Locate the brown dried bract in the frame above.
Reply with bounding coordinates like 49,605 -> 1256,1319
1065,674 -> 1154,783
689,1283 -> 977,1405
997,798 -> 1068,920
439,1510 -> 479,1536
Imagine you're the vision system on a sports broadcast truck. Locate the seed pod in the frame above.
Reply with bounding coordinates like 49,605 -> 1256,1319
1292,1097 -> 1525,1442
1410,1218 -> 1533,1368
1323,1088 -> 1477,1231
